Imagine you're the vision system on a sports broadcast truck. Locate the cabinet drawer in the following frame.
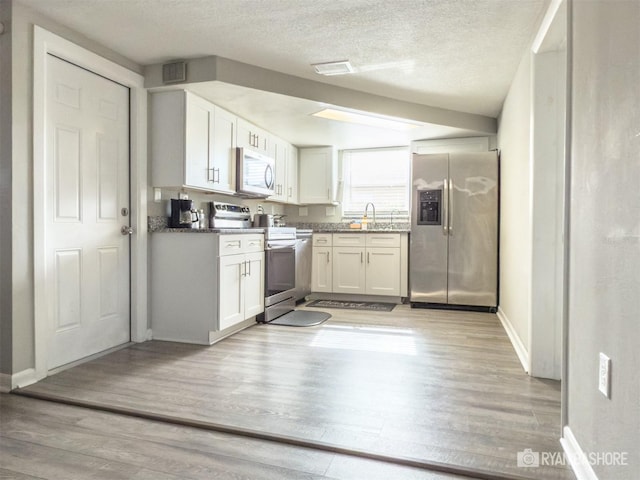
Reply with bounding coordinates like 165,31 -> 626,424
242,235 -> 265,253
365,233 -> 400,247
333,233 -> 366,247
218,234 -> 264,256
313,233 -> 333,247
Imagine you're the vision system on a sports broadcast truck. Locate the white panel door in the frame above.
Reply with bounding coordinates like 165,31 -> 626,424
46,55 -> 130,369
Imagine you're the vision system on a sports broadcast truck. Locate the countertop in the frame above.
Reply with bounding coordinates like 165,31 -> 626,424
154,227 -> 265,234
148,217 -> 410,234
312,228 -> 410,233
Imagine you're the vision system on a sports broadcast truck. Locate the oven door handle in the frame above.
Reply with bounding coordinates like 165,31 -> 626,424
266,242 -> 296,250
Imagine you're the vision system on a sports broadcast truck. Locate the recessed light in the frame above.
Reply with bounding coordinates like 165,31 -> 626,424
312,60 -> 354,76
311,107 -> 422,131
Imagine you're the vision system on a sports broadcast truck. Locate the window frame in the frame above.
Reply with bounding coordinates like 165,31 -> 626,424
340,146 -> 411,221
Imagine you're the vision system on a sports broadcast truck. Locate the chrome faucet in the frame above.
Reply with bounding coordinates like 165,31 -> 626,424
364,202 -> 376,227
390,209 -> 400,228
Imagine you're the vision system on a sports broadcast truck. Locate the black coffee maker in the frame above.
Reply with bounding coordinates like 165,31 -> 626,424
170,199 -> 198,228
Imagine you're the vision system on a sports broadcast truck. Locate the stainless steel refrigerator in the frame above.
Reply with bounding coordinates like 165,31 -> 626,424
410,152 -> 498,310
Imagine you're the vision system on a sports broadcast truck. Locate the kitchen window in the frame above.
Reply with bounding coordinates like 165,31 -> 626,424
341,147 -> 410,220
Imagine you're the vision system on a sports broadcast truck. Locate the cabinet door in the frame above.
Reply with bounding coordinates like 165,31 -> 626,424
299,147 -> 336,204
332,247 -> 366,294
236,118 -> 274,157
272,138 -> 288,202
218,254 -> 245,330
236,118 -> 255,150
311,247 -> 332,292
243,251 -> 265,318
366,248 -> 400,296
211,106 -> 236,193
287,145 -> 299,204
184,94 -> 212,189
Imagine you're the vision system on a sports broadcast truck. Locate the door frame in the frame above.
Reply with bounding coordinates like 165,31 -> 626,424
32,26 -> 148,382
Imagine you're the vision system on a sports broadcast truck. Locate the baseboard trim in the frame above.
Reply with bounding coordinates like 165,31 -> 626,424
496,307 -> 530,373
10,368 -> 39,390
560,426 -> 599,480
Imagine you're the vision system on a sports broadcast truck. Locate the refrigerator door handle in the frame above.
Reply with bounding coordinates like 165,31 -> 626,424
448,178 -> 454,235
442,178 -> 449,236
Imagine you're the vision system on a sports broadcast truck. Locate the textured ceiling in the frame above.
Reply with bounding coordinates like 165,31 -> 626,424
18,0 -> 547,118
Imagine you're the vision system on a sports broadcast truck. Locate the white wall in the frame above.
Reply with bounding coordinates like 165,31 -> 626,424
565,1 -> 640,478
496,51 -> 532,361
7,1 -> 142,374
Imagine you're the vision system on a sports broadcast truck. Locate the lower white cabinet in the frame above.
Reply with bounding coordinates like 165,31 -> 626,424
312,233 -> 407,297
151,233 -> 264,344
311,246 -> 333,293
218,251 -> 264,330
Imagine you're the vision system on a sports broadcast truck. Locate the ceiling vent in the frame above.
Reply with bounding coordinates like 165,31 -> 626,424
162,61 -> 187,84
312,60 -> 354,76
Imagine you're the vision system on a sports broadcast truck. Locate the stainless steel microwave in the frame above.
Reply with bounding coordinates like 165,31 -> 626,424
236,147 -> 275,198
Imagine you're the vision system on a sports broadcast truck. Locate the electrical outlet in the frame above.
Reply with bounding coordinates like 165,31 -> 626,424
153,187 -> 162,203
598,353 -> 611,398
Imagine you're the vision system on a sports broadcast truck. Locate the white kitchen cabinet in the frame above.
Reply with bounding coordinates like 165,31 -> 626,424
299,147 -> 338,204
311,234 -> 334,294
150,233 -> 264,345
271,137 -> 288,202
236,117 -> 275,158
365,247 -> 400,296
218,248 -> 264,330
210,105 -> 237,193
266,138 -> 299,205
311,246 -> 333,293
311,232 -> 404,297
287,145 -> 299,204
151,90 -> 236,194
332,247 -> 366,294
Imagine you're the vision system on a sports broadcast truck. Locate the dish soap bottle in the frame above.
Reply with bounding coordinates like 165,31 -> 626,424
361,214 -> 368,230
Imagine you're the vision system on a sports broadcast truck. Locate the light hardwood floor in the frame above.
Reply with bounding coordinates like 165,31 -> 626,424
11,304 -> 574,480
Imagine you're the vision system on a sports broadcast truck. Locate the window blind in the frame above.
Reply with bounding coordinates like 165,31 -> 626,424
341,147 -> 410,219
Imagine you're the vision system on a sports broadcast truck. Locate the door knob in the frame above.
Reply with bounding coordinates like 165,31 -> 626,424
121,226 -> 134,235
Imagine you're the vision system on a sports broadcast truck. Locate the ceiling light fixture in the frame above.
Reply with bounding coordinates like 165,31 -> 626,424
312,60 -> 354,76
311,107 -> 422,131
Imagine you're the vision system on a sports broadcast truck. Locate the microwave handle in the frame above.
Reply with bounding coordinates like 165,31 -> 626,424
264,164 -> 274,189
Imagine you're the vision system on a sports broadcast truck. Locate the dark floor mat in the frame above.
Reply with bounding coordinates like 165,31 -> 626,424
267,310 -> 331,327
306,299 -> 396,312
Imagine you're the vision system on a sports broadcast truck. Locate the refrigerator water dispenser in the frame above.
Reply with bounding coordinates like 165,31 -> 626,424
417,190 -> 441,225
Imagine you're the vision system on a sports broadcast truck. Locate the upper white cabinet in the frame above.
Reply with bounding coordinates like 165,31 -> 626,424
271,137 -> 288,203
236,117 -> 275,158
269,138 -> 299,204
287,145 -> 299,204
299,147 -> 338,204
151,90 -> 236,194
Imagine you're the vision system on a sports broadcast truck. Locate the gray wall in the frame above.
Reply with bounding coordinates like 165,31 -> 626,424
0,0 -> 12,376
567,1 -> 640,478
